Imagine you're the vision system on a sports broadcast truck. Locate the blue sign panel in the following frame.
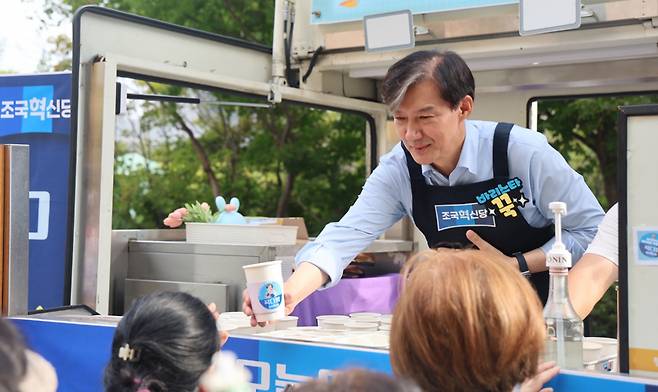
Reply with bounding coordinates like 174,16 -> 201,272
0,73 -> 73,309
310,0 -> 516,24
224,337 -> 392,390
12,318 -> 658,392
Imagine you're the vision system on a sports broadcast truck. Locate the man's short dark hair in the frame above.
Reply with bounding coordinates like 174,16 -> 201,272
381,50 -> 475,111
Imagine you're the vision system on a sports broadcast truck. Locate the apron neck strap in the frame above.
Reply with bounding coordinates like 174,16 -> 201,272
493,122 -> 513,178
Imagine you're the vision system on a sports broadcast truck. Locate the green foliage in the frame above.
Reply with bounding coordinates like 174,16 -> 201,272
48,0 -> 274,44
111,90 -> 366,235
538,95 -> 658,209
35,0 -> 366,234
586,286 -> 618,338
183,201 -> 218,223
537,94 -> 658,337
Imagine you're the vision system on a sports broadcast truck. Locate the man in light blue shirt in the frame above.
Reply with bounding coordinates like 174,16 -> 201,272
243,50 -> 604,322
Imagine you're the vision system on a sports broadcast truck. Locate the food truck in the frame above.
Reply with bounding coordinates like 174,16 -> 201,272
4,0 -> 658,390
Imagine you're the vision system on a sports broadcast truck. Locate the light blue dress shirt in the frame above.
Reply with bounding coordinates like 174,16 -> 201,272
296,120 -> 604,288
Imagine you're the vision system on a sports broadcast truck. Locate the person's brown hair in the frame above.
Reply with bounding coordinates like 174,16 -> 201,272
290,368 -> 419,392
390,249 -> 545,392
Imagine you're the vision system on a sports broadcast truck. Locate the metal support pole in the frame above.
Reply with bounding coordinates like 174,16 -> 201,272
2,144 -> 29,316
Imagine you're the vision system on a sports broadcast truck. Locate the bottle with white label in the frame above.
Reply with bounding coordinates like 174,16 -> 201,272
543,201 -> 584,369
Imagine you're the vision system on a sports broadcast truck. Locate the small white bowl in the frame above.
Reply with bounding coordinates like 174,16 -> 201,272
350,316 -> 380,325
349,312 -> 382,319
378,324 -> 391,331
319,318 -> 348,330
274,316 -> 299,330
379,314 -> 393,324
316,315 -> 350,329
344,321 -> 379,332
583,341 -> 604,363
316,315 -> 349,321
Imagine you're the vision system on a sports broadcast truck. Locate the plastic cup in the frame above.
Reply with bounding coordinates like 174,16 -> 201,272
243,260 -> 285,322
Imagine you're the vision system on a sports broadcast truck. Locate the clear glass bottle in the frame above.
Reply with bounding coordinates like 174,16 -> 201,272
543,267 -> 583,369
543,202 -> 583,369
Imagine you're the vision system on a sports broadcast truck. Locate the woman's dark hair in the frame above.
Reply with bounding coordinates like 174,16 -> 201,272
104,291 -> 219,392
381,50 -> 475,110
0,318 -> 28,392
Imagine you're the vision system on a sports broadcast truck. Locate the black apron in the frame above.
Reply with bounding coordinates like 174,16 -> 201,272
402,122 -> 553,304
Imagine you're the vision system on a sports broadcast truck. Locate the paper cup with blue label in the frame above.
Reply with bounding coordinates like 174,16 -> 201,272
243,260 -> 285,322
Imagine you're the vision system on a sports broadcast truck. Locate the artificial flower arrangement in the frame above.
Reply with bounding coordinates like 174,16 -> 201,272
163,196 -> 246,228
166,196 -> 300,246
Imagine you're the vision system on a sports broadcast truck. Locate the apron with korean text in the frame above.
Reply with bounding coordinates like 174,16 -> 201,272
403,122 -> 554,304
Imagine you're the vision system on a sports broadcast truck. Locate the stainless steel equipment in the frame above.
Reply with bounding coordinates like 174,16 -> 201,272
109,229 -> 412,316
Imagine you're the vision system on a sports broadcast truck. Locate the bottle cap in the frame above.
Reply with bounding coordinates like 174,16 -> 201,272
546,201 -> 572,268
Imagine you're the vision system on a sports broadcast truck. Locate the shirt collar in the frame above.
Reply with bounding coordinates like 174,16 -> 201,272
420,121 -> 480,178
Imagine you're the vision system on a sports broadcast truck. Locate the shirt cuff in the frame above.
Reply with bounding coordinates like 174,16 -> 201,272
294,243 -> 343,289
540,234 -> 587,265
540,237 -> 555,257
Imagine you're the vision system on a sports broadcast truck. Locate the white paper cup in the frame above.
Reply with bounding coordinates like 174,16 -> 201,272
243,260 -> 285,322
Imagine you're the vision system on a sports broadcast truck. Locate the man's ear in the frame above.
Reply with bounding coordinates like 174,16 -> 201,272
458,95 -> 474,119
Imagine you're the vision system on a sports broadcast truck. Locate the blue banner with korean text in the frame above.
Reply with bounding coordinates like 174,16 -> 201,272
0,73 -> 73,309
13,318 -> 658,392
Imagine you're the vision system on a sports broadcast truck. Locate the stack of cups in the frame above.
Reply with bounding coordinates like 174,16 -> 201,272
316,315 -> 350,330
345,312 -> 382,332
243,260 -> 286,323
379,314 -> 392,332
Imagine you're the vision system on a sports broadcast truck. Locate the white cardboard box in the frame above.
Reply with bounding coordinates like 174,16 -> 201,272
185,222 -> 298,246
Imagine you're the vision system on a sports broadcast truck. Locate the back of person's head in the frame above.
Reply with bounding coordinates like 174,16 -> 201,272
390,249 -> 544,392
291,369 -> 419,392
0,318 -> 27,392
0,318 -> 57,392
381,50 -> 475,111
105,291 -> 219,392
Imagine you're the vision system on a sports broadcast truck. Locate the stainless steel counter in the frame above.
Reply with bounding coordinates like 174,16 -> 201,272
108,229 -> 414,316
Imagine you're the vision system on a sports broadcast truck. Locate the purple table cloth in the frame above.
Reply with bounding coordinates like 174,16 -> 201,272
290,273 -> 400,326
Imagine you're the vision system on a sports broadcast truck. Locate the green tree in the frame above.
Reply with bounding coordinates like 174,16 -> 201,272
43,0 -> 274,43
537,94 -> 658,337
538,95 -> 658,209
35,0 -> 368,234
